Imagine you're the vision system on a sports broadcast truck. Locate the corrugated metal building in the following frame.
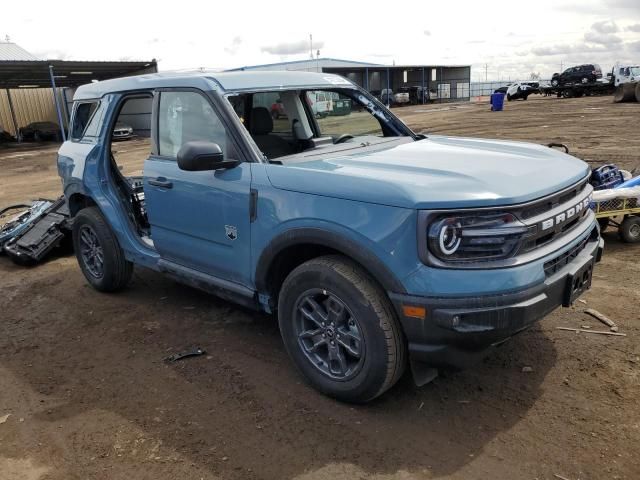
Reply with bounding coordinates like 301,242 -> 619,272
0,42 -> 39,61
229,57 -> 381,72
0,88 -> 63,136
228,58 -> 471,102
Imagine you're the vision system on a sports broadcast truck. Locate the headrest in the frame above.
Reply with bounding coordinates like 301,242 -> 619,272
250,107 -> 273,135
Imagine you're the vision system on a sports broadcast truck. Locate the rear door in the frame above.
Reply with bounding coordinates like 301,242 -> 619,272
143,89 -> 253,286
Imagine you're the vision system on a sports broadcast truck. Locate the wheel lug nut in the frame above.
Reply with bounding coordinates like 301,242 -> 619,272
322,334 -> 326,338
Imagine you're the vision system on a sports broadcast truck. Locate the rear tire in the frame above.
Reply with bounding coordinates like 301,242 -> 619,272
506,94 -> 512,101
72,207 -> 133,292
619,216 -> 640,243
278,255 -> 406,403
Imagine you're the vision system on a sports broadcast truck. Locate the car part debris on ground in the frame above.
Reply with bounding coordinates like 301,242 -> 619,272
0,195 -> 70,265
164,347 -> 206,363
1,200 -> 52,249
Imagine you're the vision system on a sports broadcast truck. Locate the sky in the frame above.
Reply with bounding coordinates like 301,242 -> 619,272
1,0 -> 639,81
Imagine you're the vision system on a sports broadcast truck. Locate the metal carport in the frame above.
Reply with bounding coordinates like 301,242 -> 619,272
0,59 -> 157,141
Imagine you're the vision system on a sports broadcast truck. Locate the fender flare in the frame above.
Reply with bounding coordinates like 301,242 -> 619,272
254,227 -> 407,295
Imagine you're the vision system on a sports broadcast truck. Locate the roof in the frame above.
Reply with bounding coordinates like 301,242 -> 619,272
325,64 -> 471,70
0,42 -> 39,61
74,70 -> 355,100
227,57 -> 382,71
0,59 -> 157,89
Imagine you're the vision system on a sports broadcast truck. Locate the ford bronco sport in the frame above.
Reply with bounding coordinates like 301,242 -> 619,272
58,71 -> 603,402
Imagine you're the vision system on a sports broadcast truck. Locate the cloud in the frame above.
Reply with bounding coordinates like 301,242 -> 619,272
627,40 -> 640,53
224,36 -> 242,55
468,39 -> 486,44
627,23 -> 640,32
584,31 -> 622,45
30,48 -> 67,60
530,43 -> 609,56
605,0 -> 640,9
423,30 -> 431,36
591,20 -> 619,34
261,39 -> 323,56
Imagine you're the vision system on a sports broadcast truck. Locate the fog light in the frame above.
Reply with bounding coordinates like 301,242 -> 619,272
452,315 -> 460,327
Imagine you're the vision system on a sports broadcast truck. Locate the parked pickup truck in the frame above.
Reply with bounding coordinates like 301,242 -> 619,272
57,71 -> 603,402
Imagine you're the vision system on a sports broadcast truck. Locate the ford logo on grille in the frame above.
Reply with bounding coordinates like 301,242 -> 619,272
541,195 -> 592,231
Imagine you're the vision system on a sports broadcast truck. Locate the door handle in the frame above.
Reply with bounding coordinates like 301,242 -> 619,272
148,177 -> 173,189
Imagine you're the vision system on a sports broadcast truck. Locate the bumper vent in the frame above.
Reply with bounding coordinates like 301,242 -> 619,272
543,227 -> 597,276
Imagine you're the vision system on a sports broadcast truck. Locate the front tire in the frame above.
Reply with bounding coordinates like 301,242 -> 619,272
278,255 -> 406,403
72,207 -> 133,292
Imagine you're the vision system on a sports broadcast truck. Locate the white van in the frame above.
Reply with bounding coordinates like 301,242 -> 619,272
306,91 -> 333,117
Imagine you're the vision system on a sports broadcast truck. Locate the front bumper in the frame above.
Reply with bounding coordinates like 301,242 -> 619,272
389,231 -> 604,370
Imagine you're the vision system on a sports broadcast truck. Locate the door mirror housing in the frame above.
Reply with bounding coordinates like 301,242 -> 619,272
176,141 -> 239,171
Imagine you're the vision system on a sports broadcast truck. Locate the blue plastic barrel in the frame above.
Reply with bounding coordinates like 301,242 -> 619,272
490,92 -> 505,111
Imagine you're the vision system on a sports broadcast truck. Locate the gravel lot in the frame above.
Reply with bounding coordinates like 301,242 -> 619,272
0,95 -> 638,480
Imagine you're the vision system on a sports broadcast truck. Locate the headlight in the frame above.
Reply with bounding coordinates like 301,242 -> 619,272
427,213 -> 529,263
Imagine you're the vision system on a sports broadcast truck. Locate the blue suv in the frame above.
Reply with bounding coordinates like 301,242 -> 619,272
57,71 -> 603,402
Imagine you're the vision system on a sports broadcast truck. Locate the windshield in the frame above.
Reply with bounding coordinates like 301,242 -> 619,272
225,87 -> 414,161
629,66 -> 640,76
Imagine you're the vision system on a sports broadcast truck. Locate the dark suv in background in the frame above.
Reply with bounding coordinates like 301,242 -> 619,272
551,64 -> 602,86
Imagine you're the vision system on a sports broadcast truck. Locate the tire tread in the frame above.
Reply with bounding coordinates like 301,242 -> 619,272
280,255 -> 406,401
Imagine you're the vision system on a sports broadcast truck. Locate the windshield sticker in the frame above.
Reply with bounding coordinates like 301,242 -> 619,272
323,75 -> 351,85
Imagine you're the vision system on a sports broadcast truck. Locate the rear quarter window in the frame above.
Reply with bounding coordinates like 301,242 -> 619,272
71,101 -> 101,141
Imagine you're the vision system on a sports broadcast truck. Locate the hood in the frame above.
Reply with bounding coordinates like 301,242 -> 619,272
266,136 -> 590,209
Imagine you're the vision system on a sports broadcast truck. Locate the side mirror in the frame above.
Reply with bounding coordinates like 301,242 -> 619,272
176,141 -> 239,171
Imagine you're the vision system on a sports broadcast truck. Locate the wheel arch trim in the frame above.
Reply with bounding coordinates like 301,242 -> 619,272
254,227 -> 407,295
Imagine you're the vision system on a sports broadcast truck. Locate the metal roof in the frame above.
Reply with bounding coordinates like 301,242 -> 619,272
0,42 -> 39,61
325,64 -> 471,70
227,57 -> 382,71
0,59 -> 157,89
74,70 -> 356,100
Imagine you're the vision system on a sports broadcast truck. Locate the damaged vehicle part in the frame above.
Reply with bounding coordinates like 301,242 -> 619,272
4,197 -> 70,266
0,200 -> 53,251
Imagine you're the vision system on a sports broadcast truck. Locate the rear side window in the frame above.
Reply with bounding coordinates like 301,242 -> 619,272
158,91 -> 234,158
71,101 -> 99,140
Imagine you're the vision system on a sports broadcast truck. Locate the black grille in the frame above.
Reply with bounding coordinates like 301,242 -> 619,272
519,179 -> 589,220
543,228 -> 595,276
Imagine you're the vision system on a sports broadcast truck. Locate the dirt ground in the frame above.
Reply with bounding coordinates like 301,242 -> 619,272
0,95 -> 638,480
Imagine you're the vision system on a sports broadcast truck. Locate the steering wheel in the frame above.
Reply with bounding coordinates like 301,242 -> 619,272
334,134 -> 354,144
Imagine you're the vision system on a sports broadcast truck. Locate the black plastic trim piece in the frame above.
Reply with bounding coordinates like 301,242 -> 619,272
254,227 -> 407,294
158,259 -> 258,310
249,189 -> 258,222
